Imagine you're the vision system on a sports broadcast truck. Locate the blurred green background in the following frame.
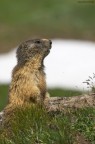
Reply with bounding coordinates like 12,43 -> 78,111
0,0 -> 95,110
0,0 -> 95,53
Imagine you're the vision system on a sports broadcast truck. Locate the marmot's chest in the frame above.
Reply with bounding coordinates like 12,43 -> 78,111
34,71 -> 46,96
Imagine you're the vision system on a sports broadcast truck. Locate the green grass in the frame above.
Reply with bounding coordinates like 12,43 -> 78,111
0,106 -> 95,143
0,85 -> 95,143
73,108 -> 95,142
48,88 -> 82,97
0,85 -> 9,111
0,0 -> 95,52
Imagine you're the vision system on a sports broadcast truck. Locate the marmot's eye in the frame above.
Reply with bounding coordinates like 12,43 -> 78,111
35,40 -> 41,44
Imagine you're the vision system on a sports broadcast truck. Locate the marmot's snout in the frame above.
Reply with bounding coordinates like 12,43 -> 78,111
42,39 -> 52,56
42,39 -> 52,49
42,39 -> 52,55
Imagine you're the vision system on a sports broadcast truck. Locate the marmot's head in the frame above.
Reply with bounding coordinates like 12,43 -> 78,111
16,39 -> 52,63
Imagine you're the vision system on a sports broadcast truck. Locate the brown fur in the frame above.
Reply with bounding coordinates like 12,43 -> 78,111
4,39 -> 52,114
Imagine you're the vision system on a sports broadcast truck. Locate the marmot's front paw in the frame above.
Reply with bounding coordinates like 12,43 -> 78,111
45,92 -> 50,99
44,92 -> 50,105
0,111 -> 4,125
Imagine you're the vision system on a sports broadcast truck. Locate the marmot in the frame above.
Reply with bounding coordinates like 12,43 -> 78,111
4,38 -> 52,114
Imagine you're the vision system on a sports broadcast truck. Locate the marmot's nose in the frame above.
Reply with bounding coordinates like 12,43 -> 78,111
49,40 -> 52,45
